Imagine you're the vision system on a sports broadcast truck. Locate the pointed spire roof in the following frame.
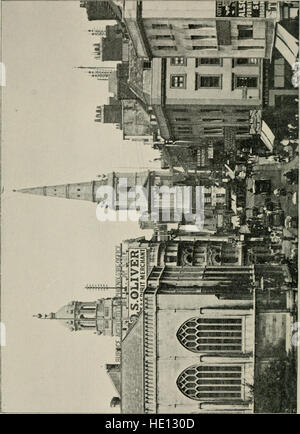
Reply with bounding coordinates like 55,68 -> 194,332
13,180 -> 107,202
15,186 -> 47,196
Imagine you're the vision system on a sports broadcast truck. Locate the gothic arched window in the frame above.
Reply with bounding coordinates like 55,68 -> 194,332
176,365 -> 242,401
176,317 -> 242,353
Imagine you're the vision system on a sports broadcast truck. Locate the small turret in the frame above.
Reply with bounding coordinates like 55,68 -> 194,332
34,297 -> 123,336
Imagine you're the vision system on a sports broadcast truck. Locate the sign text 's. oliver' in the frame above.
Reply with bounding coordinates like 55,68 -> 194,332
128,249 -> 147,322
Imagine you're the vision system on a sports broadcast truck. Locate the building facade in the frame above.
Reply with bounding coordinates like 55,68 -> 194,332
121,261 -> 293,413
82,1 -> 297,150
150,56 -> 262,144
138,264 -> 256,414
36,254 -> 294,413
120,1 -> 281,151
124,1 -> 278,60
114,228 -> 288,336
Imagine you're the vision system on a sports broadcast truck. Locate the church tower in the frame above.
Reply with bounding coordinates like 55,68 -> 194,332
14,171 -> 150,211
15,170 -> 216,227
35,297 -> 122,337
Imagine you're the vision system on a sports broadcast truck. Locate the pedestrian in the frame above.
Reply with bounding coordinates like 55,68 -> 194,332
273,188 -> 287,197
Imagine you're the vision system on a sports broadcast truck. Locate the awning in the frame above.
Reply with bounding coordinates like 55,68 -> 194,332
275,24 -> 299,67
260,120 -> 275,152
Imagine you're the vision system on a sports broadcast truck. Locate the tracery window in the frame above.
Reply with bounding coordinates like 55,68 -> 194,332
177,365 -> 242,400
176,317 -> 242,352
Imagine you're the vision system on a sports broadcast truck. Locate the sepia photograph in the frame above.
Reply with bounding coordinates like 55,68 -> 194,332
0,0 -> 299,416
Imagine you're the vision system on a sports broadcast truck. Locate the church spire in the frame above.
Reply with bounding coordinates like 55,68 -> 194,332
14,180 -> 106,202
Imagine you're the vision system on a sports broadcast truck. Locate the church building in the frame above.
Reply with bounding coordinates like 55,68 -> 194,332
35,259 -> 294,414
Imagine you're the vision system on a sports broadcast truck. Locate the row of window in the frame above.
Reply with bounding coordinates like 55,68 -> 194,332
171,108 -> 249,113
173,127 -> 225,136
170,57 -> 258,66
154,45 -> 218,51
151,35 -> 217,40
169,131 -> 248,140
153,45 -> 263,51
173,125 -> 249,136
150,23 -> 253,39
174,118 -> 247,123
151,35 -> 218,41
151,23 -> 214,30
170,74 -> 258,89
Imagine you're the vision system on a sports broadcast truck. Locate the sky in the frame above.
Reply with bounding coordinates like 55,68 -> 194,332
1,0 -> 159,413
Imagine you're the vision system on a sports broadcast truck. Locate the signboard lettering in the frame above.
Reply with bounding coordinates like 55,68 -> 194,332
128,249 -> 147,322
